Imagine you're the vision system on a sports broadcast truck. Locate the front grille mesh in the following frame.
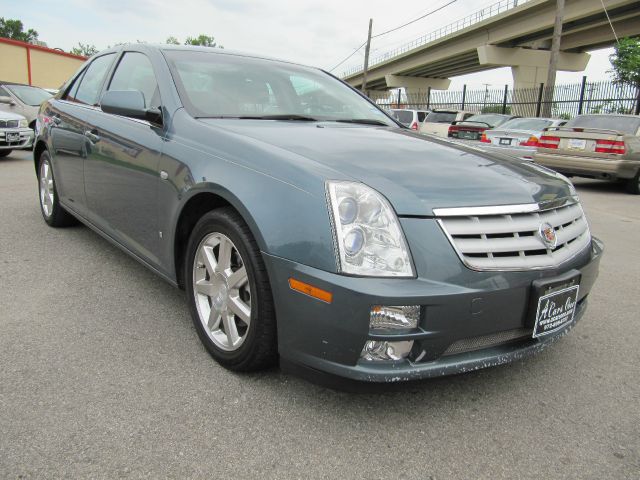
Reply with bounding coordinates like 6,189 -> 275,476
443,328 -> 531,356
437,201 -> 591,270
0,120 -> 19,128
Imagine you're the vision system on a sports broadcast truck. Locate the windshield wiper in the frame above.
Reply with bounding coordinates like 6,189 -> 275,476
238,114 -> 318,121
334,118 -> 390,126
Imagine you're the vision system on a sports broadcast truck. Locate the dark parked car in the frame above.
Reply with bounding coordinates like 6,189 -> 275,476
34,44 -> 602,383
448,113 -> 518,140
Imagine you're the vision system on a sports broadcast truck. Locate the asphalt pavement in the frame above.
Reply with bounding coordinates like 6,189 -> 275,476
1,149 -> 638,479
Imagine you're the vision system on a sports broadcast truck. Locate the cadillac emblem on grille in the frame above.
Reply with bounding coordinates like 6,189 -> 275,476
538,222 -> 557,249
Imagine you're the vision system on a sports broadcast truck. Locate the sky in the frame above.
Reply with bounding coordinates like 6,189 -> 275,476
4,0 -> 616,90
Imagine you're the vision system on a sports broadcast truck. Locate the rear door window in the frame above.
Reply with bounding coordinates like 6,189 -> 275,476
72,54 -> 115,106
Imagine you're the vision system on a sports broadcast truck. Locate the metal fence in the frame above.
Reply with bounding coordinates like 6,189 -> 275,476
370,78 -> 640,118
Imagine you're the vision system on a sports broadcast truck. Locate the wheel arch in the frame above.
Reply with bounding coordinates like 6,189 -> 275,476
33,140 -> 48,173
172,187 -> 268,289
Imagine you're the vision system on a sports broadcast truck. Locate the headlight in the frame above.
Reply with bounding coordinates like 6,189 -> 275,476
19,119 -> 28,128
326,181 -> 414,277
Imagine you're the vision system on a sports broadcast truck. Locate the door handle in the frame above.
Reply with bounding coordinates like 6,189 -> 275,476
51,115 -> 62,125
84,129 -> 100,143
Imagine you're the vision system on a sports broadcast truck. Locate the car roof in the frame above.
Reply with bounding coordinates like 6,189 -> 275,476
94,43 -> 314,71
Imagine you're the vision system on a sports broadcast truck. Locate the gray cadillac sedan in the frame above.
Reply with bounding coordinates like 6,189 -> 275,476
33,44 -> 602,383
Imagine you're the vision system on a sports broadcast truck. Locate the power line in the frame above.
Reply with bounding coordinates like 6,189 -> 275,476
328,40 -> 368,72
327,0 -> 457,72
599,0 -> 619,43
371,0 -> 457,39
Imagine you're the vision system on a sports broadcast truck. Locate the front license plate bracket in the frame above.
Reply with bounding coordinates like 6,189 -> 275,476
526,270 -> 581,337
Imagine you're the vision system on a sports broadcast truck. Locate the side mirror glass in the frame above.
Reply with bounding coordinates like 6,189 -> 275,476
100,90 -> 162,124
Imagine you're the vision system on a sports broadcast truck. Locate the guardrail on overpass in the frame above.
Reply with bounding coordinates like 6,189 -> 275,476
342,0 -> 531,78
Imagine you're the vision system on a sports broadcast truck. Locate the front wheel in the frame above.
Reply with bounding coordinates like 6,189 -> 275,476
625,171 -> 640,195
184,208 -> 277,371
38,151 -> 77,227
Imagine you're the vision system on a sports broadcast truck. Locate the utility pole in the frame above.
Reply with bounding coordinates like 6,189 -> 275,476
361,18 -> 373,96
542,0 -> 565,117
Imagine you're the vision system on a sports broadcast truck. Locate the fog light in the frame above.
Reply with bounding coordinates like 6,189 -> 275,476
361,340 -> 414,361
370,305 -> 420,330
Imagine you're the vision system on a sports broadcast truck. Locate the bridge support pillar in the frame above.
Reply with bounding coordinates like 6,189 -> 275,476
477,45 -> 590,116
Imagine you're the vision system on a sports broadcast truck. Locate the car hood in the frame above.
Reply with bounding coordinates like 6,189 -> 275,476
0,110 -> 27,121
202,120 -> 574,215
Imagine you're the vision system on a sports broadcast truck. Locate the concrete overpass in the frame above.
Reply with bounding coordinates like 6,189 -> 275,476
343,0 -> 640,94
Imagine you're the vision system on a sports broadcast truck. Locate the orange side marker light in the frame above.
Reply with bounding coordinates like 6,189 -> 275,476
288,278 -> 333,304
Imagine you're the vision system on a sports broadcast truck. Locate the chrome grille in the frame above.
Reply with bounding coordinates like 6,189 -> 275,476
0,120 -> 19,128
435,199 -> 591,270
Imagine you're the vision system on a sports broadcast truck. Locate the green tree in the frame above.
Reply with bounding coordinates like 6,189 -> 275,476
184,34 -> 223,48
0,17 -> 38,42
609,37 -> 640,86
165,36 -> 180,45
70,42 -> 98,57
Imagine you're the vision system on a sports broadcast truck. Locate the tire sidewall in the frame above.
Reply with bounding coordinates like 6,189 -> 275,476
37,150 -> 58,226
184,211 -> 262,368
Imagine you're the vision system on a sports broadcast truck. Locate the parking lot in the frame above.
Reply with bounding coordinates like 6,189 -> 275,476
1,149 -> 638,478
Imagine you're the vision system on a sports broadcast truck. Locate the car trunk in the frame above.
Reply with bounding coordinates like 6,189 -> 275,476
537,127 -> 628,159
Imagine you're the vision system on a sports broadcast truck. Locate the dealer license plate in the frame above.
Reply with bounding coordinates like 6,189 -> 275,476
458,131 -> 478,140
527,271 -> 581,338
6,132 -> 19,142
499,138 -> 512,145
567,138 -> 586,151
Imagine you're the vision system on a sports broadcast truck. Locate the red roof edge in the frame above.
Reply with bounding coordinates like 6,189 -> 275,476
0,36 -> 88,60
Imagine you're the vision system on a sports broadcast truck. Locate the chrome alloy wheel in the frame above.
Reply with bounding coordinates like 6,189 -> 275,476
39,158 -> 54,217
192,232 -> 252,351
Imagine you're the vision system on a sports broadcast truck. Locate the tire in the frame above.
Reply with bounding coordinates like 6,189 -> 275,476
625,170 -> 640,195
184,208 -> 277,371
37,150 -> 77,227
0,150 -> 11,158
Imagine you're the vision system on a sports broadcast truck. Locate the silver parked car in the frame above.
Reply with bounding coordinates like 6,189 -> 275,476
0,82 -> 53,130
0,110 -> 33,157
479,117 -> 566,160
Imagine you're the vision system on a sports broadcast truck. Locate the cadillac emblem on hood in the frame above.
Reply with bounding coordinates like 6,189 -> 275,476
538,222 -> 557,249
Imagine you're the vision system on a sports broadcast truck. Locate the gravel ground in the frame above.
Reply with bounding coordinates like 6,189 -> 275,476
1,150 -> 638,479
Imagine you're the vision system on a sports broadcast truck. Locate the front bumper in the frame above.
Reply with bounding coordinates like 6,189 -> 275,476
0,128 -> 34,150
264,233 -> 603,383
534,152 -> 640,180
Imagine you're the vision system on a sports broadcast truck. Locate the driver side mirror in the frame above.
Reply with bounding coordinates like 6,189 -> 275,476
100,90 -> 162,125
0,96 -> 16,106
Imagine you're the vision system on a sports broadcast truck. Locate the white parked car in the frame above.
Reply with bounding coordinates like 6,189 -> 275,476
0,82 -> 53,130
419,109 -> 478,137
388,108 -> 429,130
479,117 -> 567,160
0,111 -> 34,158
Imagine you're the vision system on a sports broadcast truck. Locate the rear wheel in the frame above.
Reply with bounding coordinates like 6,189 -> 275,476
37,151 -> 77,227
184,208 -> 277,371
625,170 -> 640,195
0,150 -> 11,158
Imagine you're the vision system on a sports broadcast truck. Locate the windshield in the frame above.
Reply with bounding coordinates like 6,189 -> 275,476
4,85 -> 52,106
464,114 -> 511,127
565,115 -> 640,134
163,51 -> 396,126
389,110 -> 414,125
498,118 -> 554,131
425,111 -> 456,124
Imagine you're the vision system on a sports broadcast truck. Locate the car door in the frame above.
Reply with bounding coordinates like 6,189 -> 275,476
48,53 -> 116,216
83,51 -> 164,266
